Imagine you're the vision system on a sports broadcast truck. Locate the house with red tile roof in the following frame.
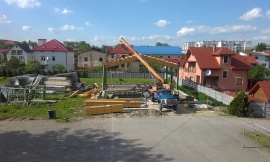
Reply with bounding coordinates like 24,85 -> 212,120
0,48 -> 8,62
242,52 -> 269,69
33,39 -> 74,71
248,81 -> 270,102
5,40 -> 14,45
106,44 -> 139,72
179,46 -> 253,91
6,44 -> 33,65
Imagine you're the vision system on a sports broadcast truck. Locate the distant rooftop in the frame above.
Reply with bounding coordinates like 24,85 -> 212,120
133,46 -> 182,55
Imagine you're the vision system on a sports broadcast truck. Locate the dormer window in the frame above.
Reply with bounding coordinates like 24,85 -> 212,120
42,45 -> 45,48
54,45 -> 58,49
223,56 -> 228,63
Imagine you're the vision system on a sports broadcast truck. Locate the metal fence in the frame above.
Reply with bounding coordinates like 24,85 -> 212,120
173,76 -> 234,105
86,72 -> 165,79
248,102 -> 270,118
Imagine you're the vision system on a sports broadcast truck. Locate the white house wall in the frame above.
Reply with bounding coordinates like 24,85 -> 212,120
34,51 -> 74,71
7,45 -> 33,64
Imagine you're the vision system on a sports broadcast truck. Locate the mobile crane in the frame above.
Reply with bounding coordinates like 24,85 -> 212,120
103,37 -> 180,91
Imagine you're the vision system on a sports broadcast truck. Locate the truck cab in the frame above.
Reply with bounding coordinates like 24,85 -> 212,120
156,89 -> 179,111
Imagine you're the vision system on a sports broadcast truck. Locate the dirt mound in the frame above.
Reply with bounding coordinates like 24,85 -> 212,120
129,109 -> 166,117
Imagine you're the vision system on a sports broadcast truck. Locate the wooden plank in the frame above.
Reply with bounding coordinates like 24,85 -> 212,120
85,104 -> 124,115
44,80 -> 71,86
47,77 -> 67,81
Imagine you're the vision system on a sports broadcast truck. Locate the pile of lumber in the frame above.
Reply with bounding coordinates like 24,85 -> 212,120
84,99 -> 141,108
69,88 -> 102,98
44,77 -> 71,86
85,104 -> 123,115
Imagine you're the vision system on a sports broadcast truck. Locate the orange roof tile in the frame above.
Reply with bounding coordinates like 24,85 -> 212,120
0,48 -> 9,52
165,58 -> 180,64
231,54 -> 252,70
108,44 -> 133,54
249,81 -> 270,102
34,39 -> 72,52
212,47 -> 237,56
5,40 -> 13,45
186,47 -> 220,69
245,55 -> 259,65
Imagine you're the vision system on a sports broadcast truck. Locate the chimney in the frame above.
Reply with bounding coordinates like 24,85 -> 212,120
213,44 -> 216,52
29,45 -> 33,50
38,39 -> 46,46
63,41 -> 67,47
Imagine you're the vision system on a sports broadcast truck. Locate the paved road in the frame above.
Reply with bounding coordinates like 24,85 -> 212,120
0,115 -> 269,162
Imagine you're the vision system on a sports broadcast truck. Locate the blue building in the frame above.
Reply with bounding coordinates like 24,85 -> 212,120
133,46 -> 182,59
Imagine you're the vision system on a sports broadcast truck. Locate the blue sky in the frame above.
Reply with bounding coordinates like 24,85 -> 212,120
0,0 -> 270,48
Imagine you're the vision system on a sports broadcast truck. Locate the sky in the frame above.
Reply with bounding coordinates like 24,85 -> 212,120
0,0 -> 270,48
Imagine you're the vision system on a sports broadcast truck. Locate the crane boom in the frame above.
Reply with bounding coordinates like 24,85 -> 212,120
119,37 -> 164,83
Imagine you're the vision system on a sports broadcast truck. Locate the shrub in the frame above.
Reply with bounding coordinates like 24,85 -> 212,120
48,70 -> 52,75
7,70 -> 13,77
228,90 -> 250,117
82,71 -> 87,78
13,70 -> 18,76
18,70 -> 23,75
2,70 -> 6,78
53,70 -> 57,75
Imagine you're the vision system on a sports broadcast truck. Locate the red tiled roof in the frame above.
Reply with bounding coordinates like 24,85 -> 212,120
231,54 -> 252,70
264,52 -> 270,55
248,81 -> 270,102
245,55 -> 259,65
33,39 -> 72,52
5,40 -> 13,45
212,48 -> 237,56
108,44 -> 132,54
166,58 -> 179,64
225,91 -> 265,102
0,48 -> 9,52
186,47 -> 220,69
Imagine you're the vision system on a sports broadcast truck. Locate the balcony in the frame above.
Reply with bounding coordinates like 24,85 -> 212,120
40,61 -> 48,65
184,67 -> 196,73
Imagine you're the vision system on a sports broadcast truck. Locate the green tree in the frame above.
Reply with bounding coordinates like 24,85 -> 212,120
25,60 -> 42,72
101,45 -> 108,53
228,90 -> 250,117
52,64 -> 65,71
248,65 -> 270,80
255,43 -> 266,52
140,62 -> 163,73
156,42 -> 170,46
78,41 -> 91,52
6,56 -> 21,70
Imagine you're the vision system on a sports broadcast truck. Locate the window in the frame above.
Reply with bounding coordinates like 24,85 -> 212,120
11,50 -> 16,55
17,50 -> 22,55
223,56 -> 228,63
222,71 -> 227,78
18,56 -> 24,60
99,57 -> 103,62
168,56 -> 171,58
41,56 -> 45,61
111,55 -> 114,58
52,56 -> 55,61
84,57 -> 88,61
255,56 -> 258,59
265,56 -> 269,61
235,78 -> 243,85
160,56 -> 163,58
262,63 -> 266,68
121,64 -> 125,67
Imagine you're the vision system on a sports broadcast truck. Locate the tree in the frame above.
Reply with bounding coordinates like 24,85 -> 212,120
156,42 -> 170,46
25,60 -> 42,72
52,64 -> 65,71
255,43 -> 266,52
78,41 -> 91,52
6,56 -> 21,70
228,90 -> 250,117
140,62 -> 163,73
248,65 -> 270,80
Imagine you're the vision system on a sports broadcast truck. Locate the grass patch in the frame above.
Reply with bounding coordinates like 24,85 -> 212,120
0,77 -> 9,84
245,132 -> 270,149
80,78 -> 153,87
177,85 -> 228,107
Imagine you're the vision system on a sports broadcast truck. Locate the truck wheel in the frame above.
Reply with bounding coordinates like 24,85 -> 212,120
159,104 -> 162,111
151,96 -> 155,102
173,105 -> 177,111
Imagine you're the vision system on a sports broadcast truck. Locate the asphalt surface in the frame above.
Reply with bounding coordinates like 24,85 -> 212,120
0,113 -> 270,162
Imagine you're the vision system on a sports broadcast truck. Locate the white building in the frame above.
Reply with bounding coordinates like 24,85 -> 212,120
241,52 -> 270,69
183,40 -> 252,52
6,44 -> 33,64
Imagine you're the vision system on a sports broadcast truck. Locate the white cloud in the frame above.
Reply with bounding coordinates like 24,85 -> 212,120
154,19 -> 171,27
48,27 -> 58,33
65,39 -> 75,42
253,35 -> 270,40
22,26 -> 36,31
176,25 -> 257,37
85,22 -> 91,26
262,27 -> 270,34
239,8 -> 263,20
266,10 -> 270,18
62,8 -> 72,14
5,0 -> 41,8
0,14 -> 11,23
54,7 -> 72,14
60,25 -> 83,30
186,20 -> 193,23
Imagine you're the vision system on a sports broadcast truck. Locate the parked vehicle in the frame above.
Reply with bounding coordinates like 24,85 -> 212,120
156,89 -> 180,111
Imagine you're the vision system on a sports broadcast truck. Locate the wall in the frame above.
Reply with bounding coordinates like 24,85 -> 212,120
248,102 -> 270,117
253,88 -> 268,101
86,72 -> 165,79
78,51 -> 106,68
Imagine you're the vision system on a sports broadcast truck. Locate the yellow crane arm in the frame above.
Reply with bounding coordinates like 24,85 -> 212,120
119,37 -> 164,83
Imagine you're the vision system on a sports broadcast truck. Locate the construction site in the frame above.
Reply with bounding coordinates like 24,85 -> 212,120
0,37 -> 205,120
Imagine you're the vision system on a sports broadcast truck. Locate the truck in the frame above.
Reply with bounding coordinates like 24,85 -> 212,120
156,89 -> 179,111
